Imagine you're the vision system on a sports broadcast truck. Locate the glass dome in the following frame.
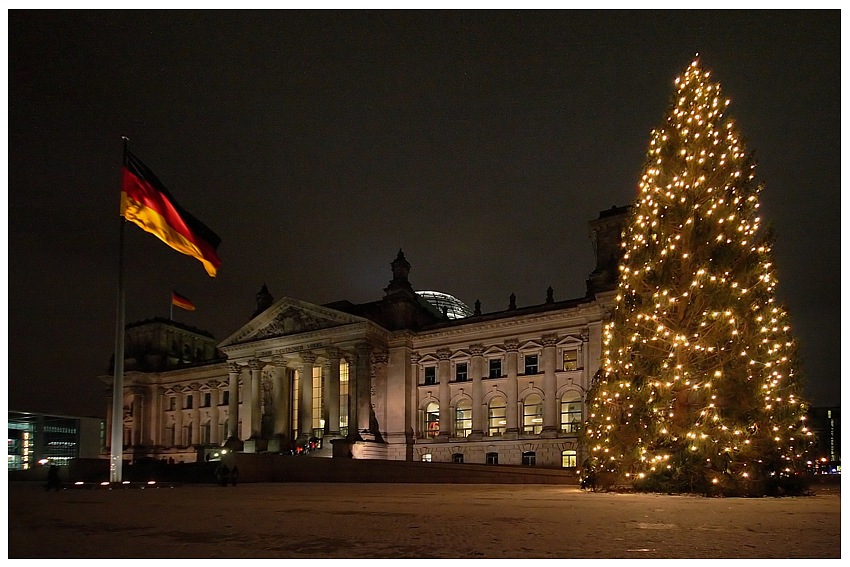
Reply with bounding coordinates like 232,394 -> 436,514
416,290 -> 474,320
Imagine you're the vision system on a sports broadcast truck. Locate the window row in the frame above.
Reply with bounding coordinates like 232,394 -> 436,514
421,450 -> 577,467
422,394 -> 582,437
422,349 -> 581,385
166,391 -> 231,411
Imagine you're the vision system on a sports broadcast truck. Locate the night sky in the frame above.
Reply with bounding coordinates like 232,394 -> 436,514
6,10 -> 840,418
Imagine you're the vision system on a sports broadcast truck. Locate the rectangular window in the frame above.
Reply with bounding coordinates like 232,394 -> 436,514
424,366 -> 436,385
524,354 -> 539,375
522,451 -> 536,466
168,397 -> 176,411
222,391 -> 230,406
486,452 -> 499,465
563,349 -> 579,371
488,399 -> 507,436
340,361 -> 349,437
488,359 -> 502,378
455,362 -> 468,382
203,393 -> 211,407
185,395 -> 193,409
312,366 -> 323,434
561,399 -> 582,433
452,453 -> 464,464
455,404 -> 472,438
562,450 -> 577,468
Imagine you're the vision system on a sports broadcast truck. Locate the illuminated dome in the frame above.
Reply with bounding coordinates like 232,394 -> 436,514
416,291 -> 473,320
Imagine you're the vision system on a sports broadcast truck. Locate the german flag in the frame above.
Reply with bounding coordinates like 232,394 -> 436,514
120,150 -> 221,277
171,290 -> 196,311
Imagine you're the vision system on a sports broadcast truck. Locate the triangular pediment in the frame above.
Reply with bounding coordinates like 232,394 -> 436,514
218,297 -> 367,348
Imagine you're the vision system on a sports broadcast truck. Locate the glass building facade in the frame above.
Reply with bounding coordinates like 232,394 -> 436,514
8,411 -> 105,470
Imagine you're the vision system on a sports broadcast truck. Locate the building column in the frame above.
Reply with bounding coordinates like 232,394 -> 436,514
542,333 -> 559,434
174,390 -> 185,446
272,357 -> 291,441
298,353 -> 316,440
325,347 -> 341,436
155,386 -> 166,447
105,387 -> 113,451
437,347 -> 452,437
208,381 -> 221,445
130,387 -> 143,446
505,339 -> 519,434
190,383 -> 201,445
248,359 -> 263,439
470,344 -> 485,437
409,352 -> 421,442
354,343 -> 373,435
227,363 -> 241,443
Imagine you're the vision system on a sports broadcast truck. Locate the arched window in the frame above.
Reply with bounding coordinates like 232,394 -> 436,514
488,396 -> 506,436
425,402 -> 439,438
455,399 -> 472,438
560,393 -> 582,433
562,450 -> 577,468
523,394 -> 543,434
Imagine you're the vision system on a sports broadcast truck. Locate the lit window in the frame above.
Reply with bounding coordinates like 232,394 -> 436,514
524,354 -> 539,375
424,402 -> 439,438
312,366 -> 323,433
421,453 -> 432,462
455,399 -> 472,438
523,394 -> 543,433
488,397 -> 507,435
562,450 -> 577,468
424,366 -> 437,385
339,360 -> 349,437
560,395 -> 582,433
455,362 -> 468,382
522,451 -> 536,466
563,349 -> 579,371
488,358 -> 502,378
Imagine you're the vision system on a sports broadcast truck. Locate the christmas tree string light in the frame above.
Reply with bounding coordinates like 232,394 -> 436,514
582,58 -> 810,496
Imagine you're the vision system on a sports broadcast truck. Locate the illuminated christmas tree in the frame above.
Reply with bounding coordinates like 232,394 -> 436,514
583,59 -> 811,496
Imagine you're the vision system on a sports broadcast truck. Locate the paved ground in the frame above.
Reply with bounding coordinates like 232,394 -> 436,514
7,481 -> 842,559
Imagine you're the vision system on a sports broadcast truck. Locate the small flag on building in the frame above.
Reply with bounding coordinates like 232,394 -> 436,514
120,149 -> 222,277
172,290 -> 196,311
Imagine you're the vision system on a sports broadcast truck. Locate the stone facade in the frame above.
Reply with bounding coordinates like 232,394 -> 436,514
101,207 -> 630,468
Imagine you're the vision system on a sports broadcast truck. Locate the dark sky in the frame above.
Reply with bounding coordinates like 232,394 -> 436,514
6,10 -> 841,418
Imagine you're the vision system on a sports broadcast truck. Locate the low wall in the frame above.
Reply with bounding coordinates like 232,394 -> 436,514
230,453 -> 581,484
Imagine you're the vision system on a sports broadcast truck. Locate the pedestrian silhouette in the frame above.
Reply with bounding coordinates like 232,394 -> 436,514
45,465 -> 62,491
216,463 -> 229,487
230,465 -> 239,486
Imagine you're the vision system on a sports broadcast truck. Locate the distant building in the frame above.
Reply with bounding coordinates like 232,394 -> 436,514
99,206 -> 634,466
807,406 -> 841,473
7,411 -> 105,470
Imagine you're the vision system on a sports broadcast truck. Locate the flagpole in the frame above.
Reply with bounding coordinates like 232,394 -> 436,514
110,137 -> 129,484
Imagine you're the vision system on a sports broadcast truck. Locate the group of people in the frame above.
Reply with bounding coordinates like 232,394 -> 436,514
215,463 -> 239,487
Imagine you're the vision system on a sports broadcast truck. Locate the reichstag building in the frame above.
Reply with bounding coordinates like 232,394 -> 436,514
102,205 -> 629,468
